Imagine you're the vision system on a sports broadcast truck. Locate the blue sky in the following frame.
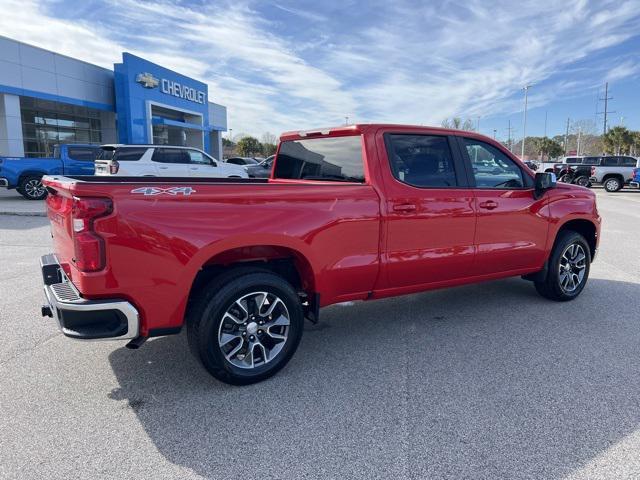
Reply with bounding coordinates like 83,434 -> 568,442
1,0 -> 639,141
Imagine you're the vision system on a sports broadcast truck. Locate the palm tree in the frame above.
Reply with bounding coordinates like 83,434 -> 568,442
603,126 -> 632,155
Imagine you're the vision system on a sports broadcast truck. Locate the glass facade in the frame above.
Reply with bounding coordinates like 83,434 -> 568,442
20,96 -> 103,157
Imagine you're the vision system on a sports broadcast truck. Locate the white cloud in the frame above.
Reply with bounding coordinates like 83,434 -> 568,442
0,0 -> 639,137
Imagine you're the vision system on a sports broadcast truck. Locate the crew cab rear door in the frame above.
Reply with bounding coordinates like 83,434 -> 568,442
376,131 -> 476,289
456,135 -> 548,275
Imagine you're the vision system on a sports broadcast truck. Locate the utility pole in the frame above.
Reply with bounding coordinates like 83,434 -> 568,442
521,85 -> 532,159
576,127 -> 582,156
544,110 -> 548,138
344,116 -> 350,125
506,119 -> 514,152
597,82 -> 614,135
476,116 -> 481,132
493,129 -> 497,140
564,118 -> 570,154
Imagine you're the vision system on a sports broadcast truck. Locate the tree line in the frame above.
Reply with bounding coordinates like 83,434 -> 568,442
223,133 -> 277,159
442,117 -> 640,160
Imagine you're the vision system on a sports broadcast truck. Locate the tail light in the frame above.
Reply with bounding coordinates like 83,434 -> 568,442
72,197 -> 112,272
109,161 -> 120,174
634,168 -> 640,176
591,166 -> 596,176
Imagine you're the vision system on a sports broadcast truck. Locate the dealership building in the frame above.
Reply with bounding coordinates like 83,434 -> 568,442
0,36 -> 227,159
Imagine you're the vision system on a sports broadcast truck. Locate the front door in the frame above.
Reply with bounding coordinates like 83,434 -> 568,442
379,132 -> 477,289
65,146 -> 99,175
459,136 -> 549,275
185,149 -> 220,177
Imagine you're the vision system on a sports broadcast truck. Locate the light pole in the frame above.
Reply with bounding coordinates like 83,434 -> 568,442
521,84 -> 532,159
493,129 -> 497,139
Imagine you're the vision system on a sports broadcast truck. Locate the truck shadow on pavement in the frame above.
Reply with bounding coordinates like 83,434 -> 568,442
108,277 -> 640,479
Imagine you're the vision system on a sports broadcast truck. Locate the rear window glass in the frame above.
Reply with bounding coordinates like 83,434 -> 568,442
621,157 -> 638,167
274,136 -> 364,182
97,148 -> 147,161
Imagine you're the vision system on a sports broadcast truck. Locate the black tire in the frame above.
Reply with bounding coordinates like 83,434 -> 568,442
603,176 -> 622,192
186,267 -> 304,385
558,174 -> 571,183
17,175 -> 47,200
535,230 -> 591,301
574,176 -> 590,187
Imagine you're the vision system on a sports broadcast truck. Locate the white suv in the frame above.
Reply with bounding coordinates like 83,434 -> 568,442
95,145 -> 248,178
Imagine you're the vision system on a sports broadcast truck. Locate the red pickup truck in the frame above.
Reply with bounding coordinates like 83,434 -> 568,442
40,125 -> 601,384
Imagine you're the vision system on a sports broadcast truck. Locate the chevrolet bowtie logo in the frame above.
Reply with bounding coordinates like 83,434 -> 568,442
136,72 -> 159,89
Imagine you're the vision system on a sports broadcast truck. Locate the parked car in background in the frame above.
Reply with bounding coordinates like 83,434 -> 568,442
225,156 -> 260,166
40,124 -> 600,385
589,155 -> 639,192
245,155 -> 274,178
558,156 -> 602,187
95,145 -> 248,178
629,167 -> 640,189
0,144 -> 99,200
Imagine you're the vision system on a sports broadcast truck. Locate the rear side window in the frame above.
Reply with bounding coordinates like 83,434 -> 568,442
602,157 -> 619,166
274,136 -> 364,182
68,147 -> 98,161
152,148 -> 189,164
98,148 -> 147,161
385,134 -> 458,187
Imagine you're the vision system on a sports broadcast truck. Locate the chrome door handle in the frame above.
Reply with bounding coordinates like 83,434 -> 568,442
479,201 -> 498,210
159,166 -> 169,170
393,203 -> 417,212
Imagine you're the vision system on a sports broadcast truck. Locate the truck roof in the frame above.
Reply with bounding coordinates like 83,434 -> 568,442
280,123 -> 483,141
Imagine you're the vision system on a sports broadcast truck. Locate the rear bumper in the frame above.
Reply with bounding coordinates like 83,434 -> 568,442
40,254 -> 139,340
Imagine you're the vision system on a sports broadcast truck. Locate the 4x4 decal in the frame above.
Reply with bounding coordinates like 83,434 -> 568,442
131,186 -> 196,196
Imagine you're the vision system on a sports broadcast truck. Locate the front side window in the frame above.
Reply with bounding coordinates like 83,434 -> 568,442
186,150 -> 211,165
274,136 -> 364,182
385,134 -> 458,187
463,138 -> 525,189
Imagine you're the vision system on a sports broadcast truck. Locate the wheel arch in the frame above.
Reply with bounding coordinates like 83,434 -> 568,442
185,242 -> 318,321
18,170 -> 48,183
555,218 -> 597,260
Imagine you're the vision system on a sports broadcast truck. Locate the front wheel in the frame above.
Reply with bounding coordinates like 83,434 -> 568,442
604,177 -> 622,192
17,176 -> 47,200
187,268 -> 304,385
535,231 -> 591,301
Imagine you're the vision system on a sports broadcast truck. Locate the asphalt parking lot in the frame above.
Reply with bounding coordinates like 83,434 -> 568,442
1,188 -> 640,479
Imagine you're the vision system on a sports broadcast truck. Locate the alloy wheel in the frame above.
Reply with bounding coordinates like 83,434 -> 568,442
24,179 -> 46,199
217,291 -> 290,369
558,243 -> 587,293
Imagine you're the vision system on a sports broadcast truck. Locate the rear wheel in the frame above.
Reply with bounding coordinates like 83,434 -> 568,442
574,176 -> 590,187
17,176 -> 47,200
186,268 -> 304,385
604,177 -> 622,192
535,231 -> 591,301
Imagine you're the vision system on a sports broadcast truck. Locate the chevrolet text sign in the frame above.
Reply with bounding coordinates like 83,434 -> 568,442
136,72 -> 206,104
161,79 -> 206,104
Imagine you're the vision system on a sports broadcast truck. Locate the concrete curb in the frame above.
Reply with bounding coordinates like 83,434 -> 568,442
0,211 -> 46,217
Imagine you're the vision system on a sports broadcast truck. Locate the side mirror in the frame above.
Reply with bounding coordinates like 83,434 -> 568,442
534,172 -> 556,198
